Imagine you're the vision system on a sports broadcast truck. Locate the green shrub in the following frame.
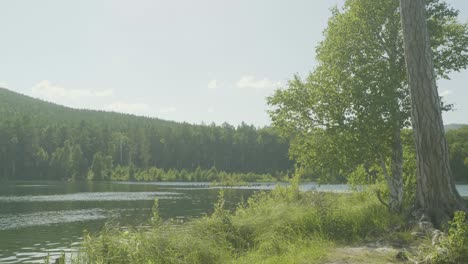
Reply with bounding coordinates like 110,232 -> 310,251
431,211 -> 468,264
109,165 -> 279,183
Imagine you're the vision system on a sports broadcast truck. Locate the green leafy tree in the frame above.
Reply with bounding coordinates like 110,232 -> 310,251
49,141 -> 72,180
268,0 -> 468,212
72,144 -> 87,180
33,146 -> 49,180
109,132 -> 130,166
88,152 -> 113,181
112,165 -> 130,181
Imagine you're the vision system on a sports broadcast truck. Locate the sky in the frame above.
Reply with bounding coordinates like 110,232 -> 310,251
0,0 -> 467,127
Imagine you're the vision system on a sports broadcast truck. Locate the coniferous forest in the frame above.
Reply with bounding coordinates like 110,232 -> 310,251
1,87 -> 467,183
0,87 -> 293,181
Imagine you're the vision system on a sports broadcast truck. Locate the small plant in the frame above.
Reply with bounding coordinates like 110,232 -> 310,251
150,197 -> 162,226
213,190 -> 229,219
43,252 -> 66,264
431,211 -> 468,263
289,169 -> 301,200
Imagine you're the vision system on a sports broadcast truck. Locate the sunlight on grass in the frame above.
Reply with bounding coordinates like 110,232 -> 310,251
69,182 -> 402,264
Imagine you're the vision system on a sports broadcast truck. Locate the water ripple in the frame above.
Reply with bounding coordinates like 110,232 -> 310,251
0,191 -> 183,203
0,209 -> 108,231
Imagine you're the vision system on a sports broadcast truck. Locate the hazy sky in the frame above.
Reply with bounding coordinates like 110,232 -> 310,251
1,0 -> 467,126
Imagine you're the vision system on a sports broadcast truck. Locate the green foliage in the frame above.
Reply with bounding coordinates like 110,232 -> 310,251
233,239 -> 332,264
150,198 -> 162,226
0,88 -> 292,181
347,130 -> 417,209
75,187 -> 400,264
110,165 -> 280,183
87,152 -> 113,181
348,164 -> 382,186
401,129 -> 417,206
431,211 -> 468,263
211,176 -> 247,187
49,140 -> 87,180
211,190 -> 233,229
111,165 -> 130,181
267,0 -> 468,187
446,125 -> 468,182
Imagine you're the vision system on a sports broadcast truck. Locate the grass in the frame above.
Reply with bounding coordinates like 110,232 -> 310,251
69,184 -> 403,264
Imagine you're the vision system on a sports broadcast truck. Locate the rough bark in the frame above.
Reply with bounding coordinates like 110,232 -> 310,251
379,131 -> 404,213
400,0 -> 465,226
390,130 -> 404,212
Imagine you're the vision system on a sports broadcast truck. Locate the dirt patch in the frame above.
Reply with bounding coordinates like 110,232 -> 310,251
322,244 -> 411,264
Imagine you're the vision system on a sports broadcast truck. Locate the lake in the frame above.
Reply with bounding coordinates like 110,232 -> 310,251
1,181 -> 467,263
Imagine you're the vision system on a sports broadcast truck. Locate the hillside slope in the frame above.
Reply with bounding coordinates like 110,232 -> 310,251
0,88 -> 292,180
445,123 -> 468,131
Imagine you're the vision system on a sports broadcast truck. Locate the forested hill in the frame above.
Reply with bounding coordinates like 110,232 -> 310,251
445,123 -> 467,132
0,87 -> 292,181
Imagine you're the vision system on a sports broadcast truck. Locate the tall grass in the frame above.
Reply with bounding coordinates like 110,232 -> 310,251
71,184 -> 400,264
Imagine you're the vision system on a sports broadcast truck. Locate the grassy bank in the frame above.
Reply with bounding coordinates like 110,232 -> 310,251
67,183 -> 408,264
57,177 -> 468,264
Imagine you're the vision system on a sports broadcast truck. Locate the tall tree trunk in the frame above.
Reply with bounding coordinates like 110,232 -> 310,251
379,133 -> 404,213
400,0 -> 465,226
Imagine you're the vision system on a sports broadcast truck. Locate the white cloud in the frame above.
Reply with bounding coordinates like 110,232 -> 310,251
106,101 -> 150,114
440,90 -> 452,97
208,80 -> 217,89
158,106 -> 177,113
0,81 -> 8,88
237,76 -> 281,90
207,106 -> 215,113
31,80 -> 113,100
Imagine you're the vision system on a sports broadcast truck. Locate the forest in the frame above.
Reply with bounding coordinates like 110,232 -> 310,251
1,87 -> 467,183
0,87 -> 292,182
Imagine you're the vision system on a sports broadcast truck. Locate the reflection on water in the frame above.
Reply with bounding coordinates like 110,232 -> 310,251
0,209 -> 107,231
0,181 -> 252,263
0,191 -> 183,203
0,181 -> 467,263
15,185 -> 52,188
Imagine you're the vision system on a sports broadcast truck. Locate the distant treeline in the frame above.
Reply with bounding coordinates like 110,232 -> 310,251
0,88 -> 293,181
0,88 -> 466,183
446,125 -> 468,182
108,165 -> 285,183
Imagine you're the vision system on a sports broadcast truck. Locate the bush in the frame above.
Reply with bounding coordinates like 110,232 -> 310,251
109,165 -> 279,183
431,211 -> 468,264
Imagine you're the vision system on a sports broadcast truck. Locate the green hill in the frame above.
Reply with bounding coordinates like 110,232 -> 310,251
0,87 -> 292,181
445,123 -> 468,131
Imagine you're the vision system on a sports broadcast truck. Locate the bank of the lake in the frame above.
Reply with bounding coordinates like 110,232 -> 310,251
1,181 -> 468,263
0,181 -> 351,263
73,185 -> 468,264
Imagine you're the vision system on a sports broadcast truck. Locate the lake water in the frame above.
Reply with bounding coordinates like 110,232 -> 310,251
0,181 -> 467,263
